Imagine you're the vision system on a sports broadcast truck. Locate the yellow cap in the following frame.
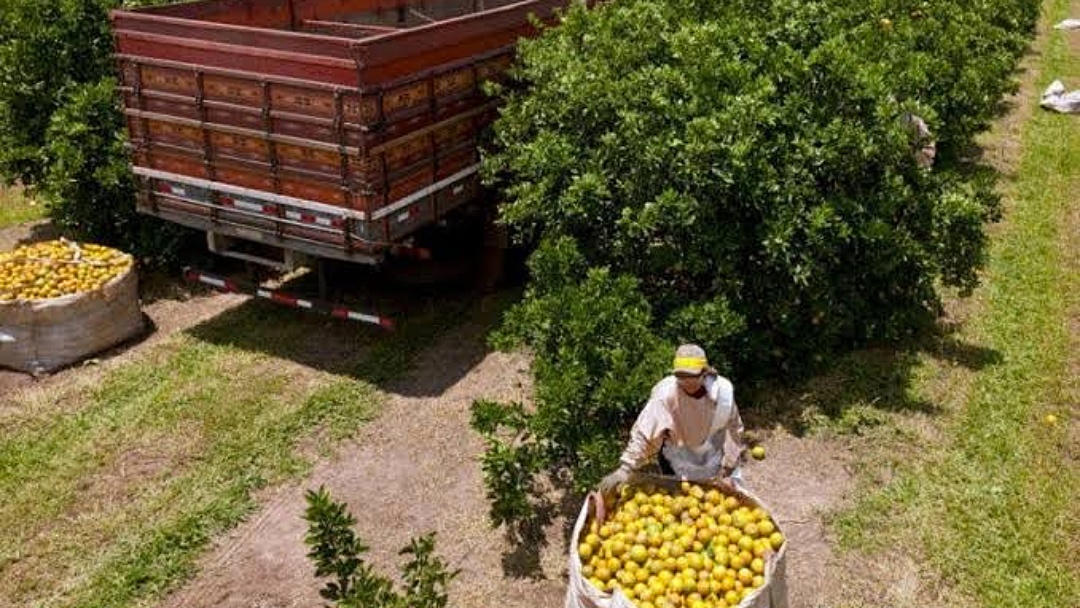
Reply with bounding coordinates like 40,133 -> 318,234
672,344 -> 708,375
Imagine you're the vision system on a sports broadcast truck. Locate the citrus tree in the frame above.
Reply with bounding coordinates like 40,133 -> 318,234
0,0 -> 117,184
0,0 -> 190,262
474,0 -> 1038,526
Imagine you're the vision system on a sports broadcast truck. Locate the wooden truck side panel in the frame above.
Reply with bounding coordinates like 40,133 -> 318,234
113,0 -> 561,260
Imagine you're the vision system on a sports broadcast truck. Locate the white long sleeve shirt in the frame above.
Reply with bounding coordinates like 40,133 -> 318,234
618,374 -> 745,473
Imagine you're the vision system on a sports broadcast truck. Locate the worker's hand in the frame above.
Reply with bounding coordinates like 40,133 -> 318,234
714,465 -> 737,494
714,476 -> 736,494
598,466 -> 631,498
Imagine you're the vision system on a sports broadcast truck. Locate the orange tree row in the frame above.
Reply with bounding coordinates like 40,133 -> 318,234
0,0 -> 190,262
472,0 -> 1040,526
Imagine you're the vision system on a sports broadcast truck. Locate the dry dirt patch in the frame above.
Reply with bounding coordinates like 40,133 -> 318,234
739,431 -> 855,608
156,317 -> 568,608
157,320 -> 863,608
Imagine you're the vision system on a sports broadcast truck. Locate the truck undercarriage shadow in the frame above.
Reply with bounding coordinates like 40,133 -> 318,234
182,253 -> 522,397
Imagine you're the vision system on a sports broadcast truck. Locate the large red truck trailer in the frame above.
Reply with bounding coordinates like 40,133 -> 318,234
110,0 -> 566,273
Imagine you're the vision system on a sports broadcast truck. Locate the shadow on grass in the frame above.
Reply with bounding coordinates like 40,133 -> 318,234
180,257 -> 520,397
742,325 -> 1003,437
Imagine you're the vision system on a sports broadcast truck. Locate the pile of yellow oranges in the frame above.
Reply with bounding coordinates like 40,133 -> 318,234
580,481 -> 784,608
0,240 -> 133,302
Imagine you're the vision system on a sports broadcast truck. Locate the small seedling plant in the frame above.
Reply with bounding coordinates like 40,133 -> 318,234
303,486 -> 458,608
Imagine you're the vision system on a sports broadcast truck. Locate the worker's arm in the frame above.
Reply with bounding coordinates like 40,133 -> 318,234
599,399 -> 669,496
720,401 -> 745,475
618,398 -> 670,472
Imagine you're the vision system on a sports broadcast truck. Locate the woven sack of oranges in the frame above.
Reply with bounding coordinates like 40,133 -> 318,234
0,239 -> 143,374
565,474 -> 788,608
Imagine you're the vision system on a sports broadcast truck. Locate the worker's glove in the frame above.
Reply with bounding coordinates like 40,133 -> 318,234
598,466 -> 631,498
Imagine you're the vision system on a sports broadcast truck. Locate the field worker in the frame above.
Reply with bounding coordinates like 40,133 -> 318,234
598,344 -> 746,496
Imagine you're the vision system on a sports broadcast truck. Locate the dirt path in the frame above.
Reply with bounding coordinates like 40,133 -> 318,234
157,316 -> 571,608
153,306 -> 857,608
741,434 -> 855,608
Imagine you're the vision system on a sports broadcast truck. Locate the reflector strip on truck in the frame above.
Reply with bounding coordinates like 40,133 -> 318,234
183,267 -> 393,329
223,197 -> 271,214
134,166 -> 369,220
136,166 -> 456,261
284,210 -> 342,228
370,163 -> 480,221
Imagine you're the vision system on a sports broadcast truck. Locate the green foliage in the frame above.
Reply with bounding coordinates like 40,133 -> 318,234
399,534 -> 458,608
0,0 -> 192,263
304,486 -> 395,606
471,238 -> 670,525
470,400 -> 546,526
40,79 -> 191,265
303,487 -> 458,608
477,0 -> 1039,526
0,0 -> 118,184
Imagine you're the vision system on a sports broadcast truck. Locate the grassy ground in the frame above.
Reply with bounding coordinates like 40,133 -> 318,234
0,292 -> 498,608
0,185 -> 46,228
821,0 -> 1079,605
2,3 -> 1075,608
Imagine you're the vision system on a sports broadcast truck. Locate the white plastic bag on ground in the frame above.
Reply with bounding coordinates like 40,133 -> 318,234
1053,19 -> 1080,29
565,474 -> 789,608
1040,80 -> 1080,114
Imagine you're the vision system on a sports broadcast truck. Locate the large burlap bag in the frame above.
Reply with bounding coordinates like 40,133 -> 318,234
0,265 -> 143,374
566,474 -> 788,608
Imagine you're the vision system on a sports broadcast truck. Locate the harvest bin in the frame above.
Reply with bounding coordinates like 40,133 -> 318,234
566,475 -> 789,608
111,0 -> 573,266
0,266 -> 143,375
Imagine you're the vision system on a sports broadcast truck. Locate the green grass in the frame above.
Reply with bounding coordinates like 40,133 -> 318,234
828,0 -> 1079,605
0,292 -> 500,608
0,185 -> 46,228
0,334 -> 376,608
